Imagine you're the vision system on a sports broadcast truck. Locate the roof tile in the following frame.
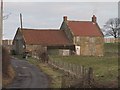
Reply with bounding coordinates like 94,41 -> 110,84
21,28 -> 72,46
68,21 -> 103,36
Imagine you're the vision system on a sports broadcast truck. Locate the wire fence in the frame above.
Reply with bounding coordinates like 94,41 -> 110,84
48,57 -> 94,88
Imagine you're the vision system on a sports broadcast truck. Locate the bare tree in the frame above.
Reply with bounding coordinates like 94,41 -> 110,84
103,18 -> 120,38
3,13 -> 11,20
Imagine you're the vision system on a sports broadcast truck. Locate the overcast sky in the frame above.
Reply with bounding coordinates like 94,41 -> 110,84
3,2 -> 118,39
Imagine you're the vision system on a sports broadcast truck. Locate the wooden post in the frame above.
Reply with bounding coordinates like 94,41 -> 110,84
76,65 -> 79,76
81,66 -> 84,78
0,0 -> 3,45
69,63 -> 71,73
81,66 -> 85,86
87,67 -> 94,87
0,1 -> 3,88
75,65 -> 78,75
61,73 -> 65,88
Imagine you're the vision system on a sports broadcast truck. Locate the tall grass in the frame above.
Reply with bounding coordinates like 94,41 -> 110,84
50,43 -> 118,87
2,46 -> 15,87
2,47 -> 10,77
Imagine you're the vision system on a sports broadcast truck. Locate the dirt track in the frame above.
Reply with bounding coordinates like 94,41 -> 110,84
7,57 -> 49,88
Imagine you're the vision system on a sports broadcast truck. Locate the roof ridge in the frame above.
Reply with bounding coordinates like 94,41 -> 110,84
68,20 -> 92,22
21,28 -> 61,31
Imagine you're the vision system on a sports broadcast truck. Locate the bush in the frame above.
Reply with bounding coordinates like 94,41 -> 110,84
2,47 -> 10,77
10,50 -> 16,55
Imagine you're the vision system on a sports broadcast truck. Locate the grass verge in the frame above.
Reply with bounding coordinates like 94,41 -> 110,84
28,57 -> 62,88
2,65 -> 16,87
50,43 -> 118,87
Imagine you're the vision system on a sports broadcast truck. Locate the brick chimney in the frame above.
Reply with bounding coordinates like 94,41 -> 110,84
63,16 -> 67,21
92,15 -> 97,23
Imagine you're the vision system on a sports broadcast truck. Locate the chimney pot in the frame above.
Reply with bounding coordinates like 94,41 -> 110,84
63,16 -> 67,21
92,15 -> 97,23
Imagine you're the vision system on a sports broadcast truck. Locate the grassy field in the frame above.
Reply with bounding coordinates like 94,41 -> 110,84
13,43 -> 119,87
50,43 -> 119,86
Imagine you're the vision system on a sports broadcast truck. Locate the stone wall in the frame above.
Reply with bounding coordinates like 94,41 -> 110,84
74,36 -> 104,56
13,30 -> 25,54
60,22 -> 74,43
26,45 -> 72,56
26,45 -> 44,56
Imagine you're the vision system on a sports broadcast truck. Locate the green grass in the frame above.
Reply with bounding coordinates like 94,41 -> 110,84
38,64 -> 62,88
12,55 -> 62,88
50,43 -> 118,84
27,57 -> 62,88
13,43 -> 119,87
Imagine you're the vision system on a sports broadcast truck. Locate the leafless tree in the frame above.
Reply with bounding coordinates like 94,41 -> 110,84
3,13 -> 11,20
103,18 -> 120,38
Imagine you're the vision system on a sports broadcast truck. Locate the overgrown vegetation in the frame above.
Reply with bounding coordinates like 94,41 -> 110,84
27,57 -> 62,88
2,47 -> 10,76
13,43 -> 119,88
50,43 -> 118,87
2,47 -> 15,87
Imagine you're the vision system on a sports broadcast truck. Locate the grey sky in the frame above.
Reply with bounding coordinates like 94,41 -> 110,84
3,2 -> 118,39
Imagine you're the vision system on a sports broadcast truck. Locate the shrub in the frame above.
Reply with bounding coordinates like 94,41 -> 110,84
2,46 -> 10,77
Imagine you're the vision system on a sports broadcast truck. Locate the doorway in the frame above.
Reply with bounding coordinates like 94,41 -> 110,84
75,46 -> 80,55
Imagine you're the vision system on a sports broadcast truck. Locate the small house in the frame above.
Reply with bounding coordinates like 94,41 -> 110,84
60,15 -> 104,56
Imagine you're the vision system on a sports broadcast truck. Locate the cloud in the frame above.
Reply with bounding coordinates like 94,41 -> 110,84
4,0 -> 120,2
3,2 -> 118,39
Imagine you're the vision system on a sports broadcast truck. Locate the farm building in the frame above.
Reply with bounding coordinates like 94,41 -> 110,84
13,15 -> 104,56
12,28 -> 74,56
60,15 -> 104,56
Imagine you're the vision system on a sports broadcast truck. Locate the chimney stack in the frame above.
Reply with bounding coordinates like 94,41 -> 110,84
92,15 -> 97,23
20,13 -> 23,29
63,16 -> 67,21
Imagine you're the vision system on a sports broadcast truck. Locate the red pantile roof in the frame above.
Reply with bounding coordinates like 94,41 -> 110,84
67,21 -> 103,37
21,28 -> 72,46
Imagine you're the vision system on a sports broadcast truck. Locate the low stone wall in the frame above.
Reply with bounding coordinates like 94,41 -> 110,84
104,38 -> 120,43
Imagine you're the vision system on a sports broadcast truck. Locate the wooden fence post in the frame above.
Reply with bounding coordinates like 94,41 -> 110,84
61,73 -> 65,88
48,57 -> 94,88
71,64 -> 74,73
63,62 -> 65,70
81,66 -> 85,87
69,63 -> 71,73
87,67 -> 94,87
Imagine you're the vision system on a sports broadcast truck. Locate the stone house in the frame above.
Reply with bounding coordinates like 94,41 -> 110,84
13,15 -> 104,56
13,28 -> 74,56
60,15 -> 104,56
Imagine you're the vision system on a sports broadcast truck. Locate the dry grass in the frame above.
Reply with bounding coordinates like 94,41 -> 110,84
38,63 -> 62,88
50,43 -> 119,88
2,65 -> 15,87
2,47 -> 16,87
0,74 -> 2,88
28,58 -> 62,88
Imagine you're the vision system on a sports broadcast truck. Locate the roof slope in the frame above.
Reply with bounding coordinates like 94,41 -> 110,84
67,21 -> 103,36
21,28 -> 72,46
